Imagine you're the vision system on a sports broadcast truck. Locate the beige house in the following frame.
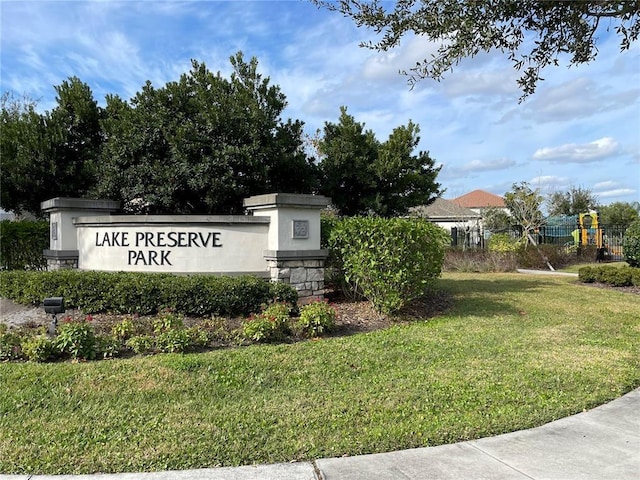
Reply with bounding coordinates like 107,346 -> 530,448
411,198 -> 482,247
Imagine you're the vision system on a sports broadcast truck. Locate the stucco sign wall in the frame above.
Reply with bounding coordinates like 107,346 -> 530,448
74,216 -> 270,274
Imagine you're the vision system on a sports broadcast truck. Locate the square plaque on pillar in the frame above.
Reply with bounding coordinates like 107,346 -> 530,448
292,220 -> 309,239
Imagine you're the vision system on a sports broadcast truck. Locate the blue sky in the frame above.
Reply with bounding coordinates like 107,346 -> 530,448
2,0 -> 639,208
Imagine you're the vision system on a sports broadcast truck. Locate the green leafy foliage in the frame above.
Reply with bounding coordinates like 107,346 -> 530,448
599,202 -> 640,229
317,107 -> 442,217
21,335 -> 56,362
579,265 -> 639,287
96,53 -> 316,215
1,80 -> 101,216
316,1 -> 639,98
0,220 -> 49,271
55,318 -> 97,360
328,217 -> 449,314
623,219 -> 640,267
0,328 -> 22,361
487,233 -> 521,253
241,302 -> 292,343
295,301 -> 336,337
0,270 -> 297,316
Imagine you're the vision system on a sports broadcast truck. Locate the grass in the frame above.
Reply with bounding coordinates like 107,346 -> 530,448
1,272 -> 639,474
559,261 -> 628,273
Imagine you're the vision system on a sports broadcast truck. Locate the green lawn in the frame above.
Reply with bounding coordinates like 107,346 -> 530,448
559,261 -> 627,273
1,272 -> 639,474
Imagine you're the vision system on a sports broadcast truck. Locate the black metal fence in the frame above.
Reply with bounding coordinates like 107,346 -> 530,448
449,222 -> 627,261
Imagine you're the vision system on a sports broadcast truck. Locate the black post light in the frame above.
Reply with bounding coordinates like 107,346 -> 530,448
43,297 -> 65,337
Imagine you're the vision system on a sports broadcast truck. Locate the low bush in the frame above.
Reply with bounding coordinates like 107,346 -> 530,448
327,217 -> 449,314
55,318 -> 97,360
444,248 -> 517,273
516,244 -> 573,270
21,334 -> 56,362
487,233 -> 521,253
578,265 -> 639,287
0,328 -> 23,361
295,301 -> 336,337
0,220 -> 49,271
0,270 -> 297,317
241,302 -> 292,343
623,219 -> 640,267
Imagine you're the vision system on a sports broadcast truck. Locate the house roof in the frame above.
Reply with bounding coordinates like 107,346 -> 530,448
453,189 -> 505,208
411,197 -> 481,220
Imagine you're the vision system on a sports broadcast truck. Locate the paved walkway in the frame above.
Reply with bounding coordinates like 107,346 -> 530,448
516,268 -> 579,277
3,388 -> 639,480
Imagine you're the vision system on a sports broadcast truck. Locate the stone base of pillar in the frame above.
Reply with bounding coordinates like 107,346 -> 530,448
264,250 -> 328,304
43,250 -> 79,271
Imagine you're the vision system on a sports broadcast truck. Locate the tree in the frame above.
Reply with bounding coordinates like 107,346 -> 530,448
95,53 -> 317,214
1,79 -> 102,217
317,107 -> 442,216
315,0 -> 640,98
482,206 -> 512,233
547,186 -> 599,216
504,182 -> 544,242
599,201 -> 640,228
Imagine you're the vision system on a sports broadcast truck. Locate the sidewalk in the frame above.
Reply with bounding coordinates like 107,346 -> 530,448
3,388 -> 638,480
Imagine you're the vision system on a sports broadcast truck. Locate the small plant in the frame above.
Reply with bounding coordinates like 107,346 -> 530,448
241,303 -> 292,343
111,318 -> 136,341
0,329 -> 23,361
295,301 -> 336,337
487,233 -> 521,253
55,317 -> 97,360
21,335 -> 56,362
125,335 -> 154,355
188,317 -> 229,346
153,310 -> 184,335
156,328 -> 193,353
95,334 -> 122,359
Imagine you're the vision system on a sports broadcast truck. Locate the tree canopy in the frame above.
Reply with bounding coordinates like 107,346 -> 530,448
546,186 -> 599,217
316,106 -> 442,216
504,182 -> 544,242
315,0 -> 640,98
95,54 -> 317,215
1,79 -> 101,216
598,201 -> 640,228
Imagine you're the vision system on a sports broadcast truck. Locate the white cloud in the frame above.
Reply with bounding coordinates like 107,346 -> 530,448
594,181 -> 620,189
459,158 -> 516,172
598,188 -> 637,198
533,137 -> 619,163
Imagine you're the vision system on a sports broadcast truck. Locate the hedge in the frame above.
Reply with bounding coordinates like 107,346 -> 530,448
0,270 -> 297,316
578,265 -> 640,287
0,220 -> 49,271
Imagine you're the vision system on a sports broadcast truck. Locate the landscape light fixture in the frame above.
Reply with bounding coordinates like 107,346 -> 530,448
43,297 -> 65,337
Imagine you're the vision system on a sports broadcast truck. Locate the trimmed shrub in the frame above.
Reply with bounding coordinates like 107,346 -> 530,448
0,270 -> 297,316
327,217 -> 448,314
579,265 -> 636,287
623,219 -> 640,267
0,220 -> 49,271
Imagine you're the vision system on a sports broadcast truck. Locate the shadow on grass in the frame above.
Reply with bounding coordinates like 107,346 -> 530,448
437,274 -> 559,318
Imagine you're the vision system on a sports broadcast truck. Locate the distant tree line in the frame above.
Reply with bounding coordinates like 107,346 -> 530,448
1,52 -> 441,219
